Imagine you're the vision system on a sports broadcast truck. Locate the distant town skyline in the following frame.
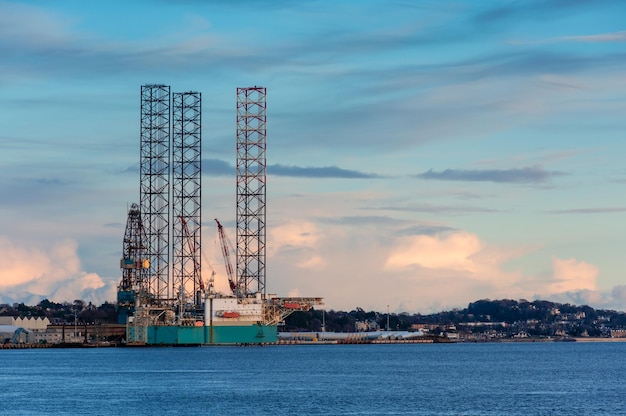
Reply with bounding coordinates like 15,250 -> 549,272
1,0 -> 626,313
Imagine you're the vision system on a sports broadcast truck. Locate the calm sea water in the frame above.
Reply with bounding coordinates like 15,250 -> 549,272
2,342 -> 626,415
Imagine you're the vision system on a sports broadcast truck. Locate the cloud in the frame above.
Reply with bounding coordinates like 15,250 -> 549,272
0,177 -> 74,207
416,166 -> 562,184
265,213 -> 620,314
0,214 -> 614,315
474,0 -> 611,26
202,158 -> 234,176
0,2 -> 240,81
269,164 -> 380,179
201,160 -> 381,179
385,231 -> 483,272
0,236 -> 117,305
514,31 -> 626,45
268,221 -> 323,269
319,216 -> 400,226
406,49 -> 622,87
123,158 -> 233,177
398,225 -> 457,236
546,257 -> 598,294
565,31 -> 626,43
2,0 -> 622,163
266,219 -> 533,313
536,282 -> 626,312
0,1 -> 77,49
0,236 -> 56,287
547,207 -> 626,214
127,158 -> 381,180
377,203 -> 499,215
548,286 -> 626,312
381,233 -> 609,312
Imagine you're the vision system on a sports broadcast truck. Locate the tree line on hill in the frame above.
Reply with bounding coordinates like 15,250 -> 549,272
283,299 -> 626,337
3,298 -> 626,337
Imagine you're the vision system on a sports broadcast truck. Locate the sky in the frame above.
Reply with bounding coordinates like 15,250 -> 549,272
1,0 -> 626,314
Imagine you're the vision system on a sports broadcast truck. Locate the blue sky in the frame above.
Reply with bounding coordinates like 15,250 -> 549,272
1,0 -> 626,313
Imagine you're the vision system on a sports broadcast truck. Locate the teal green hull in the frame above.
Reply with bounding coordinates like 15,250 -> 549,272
128,324 -> 277,345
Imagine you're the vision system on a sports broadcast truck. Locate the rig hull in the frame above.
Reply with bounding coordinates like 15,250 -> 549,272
126,297 -> 278,345
124,296 -> 321,345
127,324 -> 277,345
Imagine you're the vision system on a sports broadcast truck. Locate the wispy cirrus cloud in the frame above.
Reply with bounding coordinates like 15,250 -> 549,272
376,204 -> 499,215
201,159 -> 381,179
270,164 -> 380,179
124,159 -> 232,176
416,166 -> 563,184
398,224 -> 457,236
319,215 -> 396,224
512,31 -> 626,45
547,207 -> 626,214
0,176 -> 74,207
565,31 -> 626,43
202,158 -> 233,176
474,0 -> 621,26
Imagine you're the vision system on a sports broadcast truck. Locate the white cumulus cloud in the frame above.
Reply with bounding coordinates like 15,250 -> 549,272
385,231 -> 483,272
548,256 -> 598,294
0,236 -> 117,305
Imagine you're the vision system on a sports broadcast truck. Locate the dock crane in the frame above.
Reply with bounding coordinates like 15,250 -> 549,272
214,218 -> 239,297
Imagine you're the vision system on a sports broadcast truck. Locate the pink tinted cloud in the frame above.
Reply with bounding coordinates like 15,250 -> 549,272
267,221 -> 607,313
0,236 -> 116,304
547,256 -> 598,294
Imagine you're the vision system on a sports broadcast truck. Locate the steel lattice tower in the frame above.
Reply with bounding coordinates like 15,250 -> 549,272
119,203 -> 149,294
140,85 -> 171,304
236,87 -> 267,297
172,92 -> 202,308
117,202 -> 149,323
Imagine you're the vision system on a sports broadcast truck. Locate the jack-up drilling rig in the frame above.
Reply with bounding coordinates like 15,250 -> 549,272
118,86 -> 322,345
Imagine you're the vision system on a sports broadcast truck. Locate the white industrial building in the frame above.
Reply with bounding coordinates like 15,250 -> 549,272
0,316 -> 50,330
0,317 -> 50,344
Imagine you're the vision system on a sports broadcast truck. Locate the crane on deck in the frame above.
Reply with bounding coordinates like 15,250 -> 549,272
179,216 -> 204,293
215,218 -> 239,297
